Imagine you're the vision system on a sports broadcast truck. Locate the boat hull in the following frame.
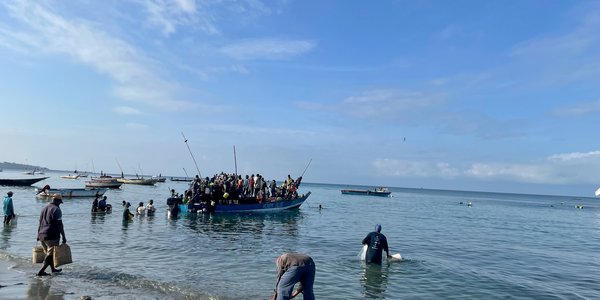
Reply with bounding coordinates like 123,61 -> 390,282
0,177 -> 49,186
39,188 -> 109,198
341,189 -> 391,197
117,178 -> 157,185
176,192 -> 311,214
85,181 -> 123,188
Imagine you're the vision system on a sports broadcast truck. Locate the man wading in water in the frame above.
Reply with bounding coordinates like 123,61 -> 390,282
37,194 -> 67,276
362,224 -> 391,265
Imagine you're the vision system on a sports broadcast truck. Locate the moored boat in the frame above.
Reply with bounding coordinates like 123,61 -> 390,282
0,177 -> 49,186
341,187 -> 391,197
152,176 -> 167,183
37,187 -> 109,198
85,180 -> 122,189
117,178 -> 158,186
60,174 -> 80,179
170,177 -> 193,182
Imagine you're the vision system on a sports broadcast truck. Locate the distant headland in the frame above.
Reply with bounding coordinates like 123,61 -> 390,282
0,161 -> 48,171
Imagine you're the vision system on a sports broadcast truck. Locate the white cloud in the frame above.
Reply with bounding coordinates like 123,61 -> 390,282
374,150 -> 600,185
0,1 -> 195,111
125,122 -> 148,130
553,99 -> 600,117
114,106 -> 143,115
221,38 -> 315,60
373,159 -> 460,178
138,0 -> 218,36
341,89 -> 445,122
548,151 -> 600,162
510,5 -> 600,85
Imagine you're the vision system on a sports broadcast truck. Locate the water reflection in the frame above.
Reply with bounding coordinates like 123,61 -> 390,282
181,210 -> 304,239
0,224 -> 14,249
360,263 -> 389,299
27,278 -> 66,300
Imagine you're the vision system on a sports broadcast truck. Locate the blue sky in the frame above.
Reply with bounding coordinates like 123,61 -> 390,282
0,0 -> 599,196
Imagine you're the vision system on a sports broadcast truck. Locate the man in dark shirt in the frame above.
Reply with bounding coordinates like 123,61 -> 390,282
362,224 -> 391,265
37,194 -> 67,276
272,253 -> 315,300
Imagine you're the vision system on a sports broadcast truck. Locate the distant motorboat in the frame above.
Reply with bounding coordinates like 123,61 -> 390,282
0,177 -> 49,186
60,174 -> 80,179
341,187 -> 392,197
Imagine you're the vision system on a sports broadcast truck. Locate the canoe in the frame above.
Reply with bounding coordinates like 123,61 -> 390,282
37,188 -> 109,198
173,192 -> 311,214
341,189 -> 391,197
117,178 -> 158,185
0,177 -> 49,186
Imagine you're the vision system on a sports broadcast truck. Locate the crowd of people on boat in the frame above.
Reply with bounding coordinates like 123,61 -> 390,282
166,172 -> 303,214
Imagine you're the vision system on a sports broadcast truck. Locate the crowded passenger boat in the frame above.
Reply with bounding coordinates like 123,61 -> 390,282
166,172 -> 309,214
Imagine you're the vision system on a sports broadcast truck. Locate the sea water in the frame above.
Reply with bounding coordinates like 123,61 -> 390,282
1,171 -> 599,299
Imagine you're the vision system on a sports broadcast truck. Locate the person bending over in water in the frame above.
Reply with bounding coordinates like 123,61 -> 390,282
362,224 -> 391,265
271,253 -> 315,300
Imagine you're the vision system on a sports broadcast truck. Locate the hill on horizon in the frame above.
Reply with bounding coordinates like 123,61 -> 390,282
0,161 -> 48,171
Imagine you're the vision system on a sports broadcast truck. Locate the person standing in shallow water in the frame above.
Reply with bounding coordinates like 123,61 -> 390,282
362,224 -> 391,265
3,191 -> 15,225
271,253 -> 315,300
37,194 -> 67,276
123,202 -> 134,221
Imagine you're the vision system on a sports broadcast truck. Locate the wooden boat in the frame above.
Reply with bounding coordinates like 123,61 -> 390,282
85,180 -> 122,189
60,174 -> 80,179
172,192 -> 311,214
117,178 -> 158,186
0,177 -> 49,186
37,187 -> 108,198
152,176 -> 167,183
341,187 -> 391,197
86,176 -> 122,188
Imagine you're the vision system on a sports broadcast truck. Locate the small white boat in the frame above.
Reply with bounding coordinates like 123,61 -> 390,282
37,187 -> 108,198
60,174 -> 80,179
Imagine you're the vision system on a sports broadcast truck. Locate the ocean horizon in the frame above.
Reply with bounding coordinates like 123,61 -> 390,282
1,171 -> 599,299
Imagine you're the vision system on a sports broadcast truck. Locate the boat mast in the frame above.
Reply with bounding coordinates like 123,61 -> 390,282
233,145 -> 238,178
181,132 -> 202,178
